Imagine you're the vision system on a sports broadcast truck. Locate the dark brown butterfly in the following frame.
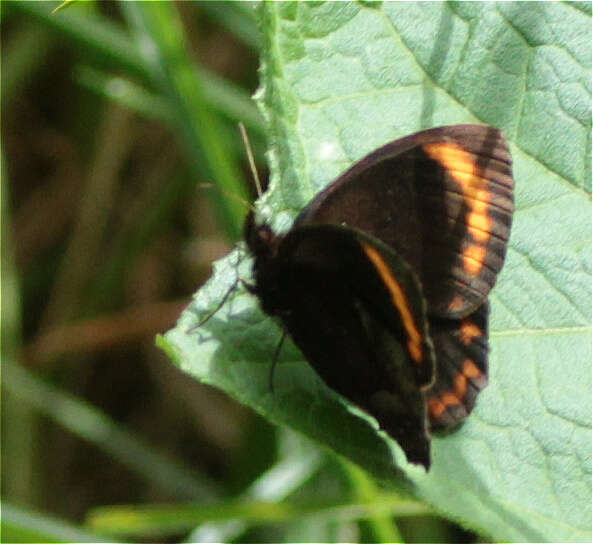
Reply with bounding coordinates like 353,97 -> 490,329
233,125 -> 512,469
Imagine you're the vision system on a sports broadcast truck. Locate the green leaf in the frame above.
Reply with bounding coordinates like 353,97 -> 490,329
162,3 -> 592,542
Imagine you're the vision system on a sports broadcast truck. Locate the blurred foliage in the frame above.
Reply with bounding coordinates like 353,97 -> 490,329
0,1 -> 542,543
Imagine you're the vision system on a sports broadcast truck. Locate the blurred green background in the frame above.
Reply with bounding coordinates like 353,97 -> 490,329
2,2 -> 478,542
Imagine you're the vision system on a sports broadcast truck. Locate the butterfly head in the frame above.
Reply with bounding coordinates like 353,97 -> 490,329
243,210 -> 281,258
243,210 -> 290,316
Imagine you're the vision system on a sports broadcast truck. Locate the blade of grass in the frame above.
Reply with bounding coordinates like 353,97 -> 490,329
75,65 -> 176,125
121,1 -> 249,241
7,1 -> 144,78
199,1 -> 261,50
188,442 -> 323,542
9,1 -> 264,136
2,360 -> 219,501
40,104 -> 132,327
83,136 -> 187,313
74,66 -> 266,162
1,501 -> 123,544
1,150 -> 41,507
51,0 -> 78,15
340,459 -> 404,543
1,25 -> 54,108
86,494 -> 430,539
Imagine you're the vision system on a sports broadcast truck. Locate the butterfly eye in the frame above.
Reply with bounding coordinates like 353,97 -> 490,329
257,225 -> 274,244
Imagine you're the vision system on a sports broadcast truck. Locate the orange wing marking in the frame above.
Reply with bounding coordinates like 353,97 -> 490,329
454,373 -> 467,398
362,243 -> 424,364
423,142 -> 492,275
441,392 -> 461,407
428,397 -> 447,419
462,359 -> 482,379
448,295 -> 465,312
462,245 -> 487,274
460,320 -> 482,345
428,359 -> 484,420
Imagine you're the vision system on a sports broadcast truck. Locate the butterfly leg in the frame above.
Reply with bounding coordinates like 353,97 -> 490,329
268,330 -> 287,393
186,278 -> 240,333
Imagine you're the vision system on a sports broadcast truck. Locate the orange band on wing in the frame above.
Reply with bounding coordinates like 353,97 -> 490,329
361,243 -> 423,363
462,359 -> 482,379
423,142 -> 492,274
428,397 -> 447,418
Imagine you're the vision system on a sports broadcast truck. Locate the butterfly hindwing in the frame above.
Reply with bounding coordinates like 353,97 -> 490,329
426,302 -> 490,429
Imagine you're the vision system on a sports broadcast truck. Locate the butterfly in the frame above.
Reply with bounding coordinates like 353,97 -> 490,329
234,125 -> 512,469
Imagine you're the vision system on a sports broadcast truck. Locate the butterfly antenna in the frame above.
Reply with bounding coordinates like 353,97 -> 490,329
268,330 -> 287,393
239,122 -> 263,198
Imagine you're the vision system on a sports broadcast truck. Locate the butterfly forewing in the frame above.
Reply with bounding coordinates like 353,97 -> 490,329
295,124 -> 514,319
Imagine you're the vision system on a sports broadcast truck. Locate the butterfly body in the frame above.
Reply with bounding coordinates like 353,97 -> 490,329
243,125 -> 514,469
